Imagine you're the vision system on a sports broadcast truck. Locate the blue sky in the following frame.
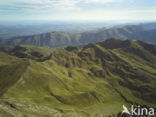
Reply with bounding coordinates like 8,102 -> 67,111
0,0 -> 156,21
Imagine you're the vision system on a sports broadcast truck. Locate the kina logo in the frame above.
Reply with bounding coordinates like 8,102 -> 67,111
121,105 -> 155,117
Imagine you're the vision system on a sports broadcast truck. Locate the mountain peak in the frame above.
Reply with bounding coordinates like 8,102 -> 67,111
97,38 -> 132,49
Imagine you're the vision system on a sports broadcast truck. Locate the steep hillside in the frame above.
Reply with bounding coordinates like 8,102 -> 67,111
0,39 -> 156,117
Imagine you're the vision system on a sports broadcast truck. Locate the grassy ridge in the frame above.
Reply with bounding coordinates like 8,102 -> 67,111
0,39 -> 156,116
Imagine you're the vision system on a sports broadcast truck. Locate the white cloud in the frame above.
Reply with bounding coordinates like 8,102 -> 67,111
1,0 -> 156,21
48,0 -> 80,11
84,0 -> 117,3
0,0 -> 119,12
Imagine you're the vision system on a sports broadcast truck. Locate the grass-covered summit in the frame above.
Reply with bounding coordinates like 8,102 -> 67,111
0,39 -> 156,117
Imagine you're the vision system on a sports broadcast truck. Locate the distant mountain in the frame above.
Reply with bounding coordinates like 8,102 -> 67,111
140,22 -> 156,30
0,39 -> 156,116
0,32 -> 81,48
129,29 -> 156,43
0,24 -> 156,48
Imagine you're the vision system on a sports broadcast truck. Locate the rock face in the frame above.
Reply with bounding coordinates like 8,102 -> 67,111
0,39 -> 156,117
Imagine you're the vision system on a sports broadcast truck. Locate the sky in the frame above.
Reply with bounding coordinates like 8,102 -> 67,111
0,0 -> 156,21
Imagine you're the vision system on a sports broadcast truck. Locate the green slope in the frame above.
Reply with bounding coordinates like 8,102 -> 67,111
0,39 -> 156,117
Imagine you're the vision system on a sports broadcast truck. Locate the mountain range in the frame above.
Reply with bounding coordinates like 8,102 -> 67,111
0,22 -> 156,48
0,39 -> 156,117
0,22 -> 110,38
